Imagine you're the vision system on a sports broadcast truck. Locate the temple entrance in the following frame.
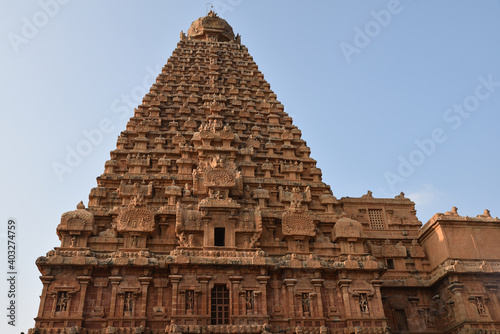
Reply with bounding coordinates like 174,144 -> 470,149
211,285 -> 229,325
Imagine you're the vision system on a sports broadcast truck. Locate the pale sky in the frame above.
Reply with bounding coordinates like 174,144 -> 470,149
1,1 -> 500,332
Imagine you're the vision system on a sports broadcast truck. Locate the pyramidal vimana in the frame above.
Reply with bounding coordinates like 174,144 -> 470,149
29,11 -> 500,334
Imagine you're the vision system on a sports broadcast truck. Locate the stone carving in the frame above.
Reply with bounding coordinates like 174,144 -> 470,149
361,190 -> 373,198
279,186 -> 311,205
363,256 -> 379,269
57,202 -> 95,234
359,293 -> 369,313
344,255 -> 359,269
301,293 -> 311,314
368,240 -> 407,257
192,155 -> 242,198
282,210 -> 315,237
445,206 -> 459,216
409,240 -> 426,258
245,290 -> 254,312
117,180 -> 154,199
381,240 -> 407,257
118,277 -> 141,291
332,214 -> 363,240
117,196 -> 155,233
99,222 -> 118,238
470,296 -> 488,315
477,209 -> 492,218
56,291 -> 68,312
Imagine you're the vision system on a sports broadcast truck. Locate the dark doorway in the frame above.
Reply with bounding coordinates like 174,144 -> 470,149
214,227 -> 225,246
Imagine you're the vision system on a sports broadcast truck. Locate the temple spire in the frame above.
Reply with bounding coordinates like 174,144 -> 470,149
187,10 -> 236,42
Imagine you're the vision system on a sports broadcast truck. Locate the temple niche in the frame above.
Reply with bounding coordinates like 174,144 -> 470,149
30,10 -> 500,334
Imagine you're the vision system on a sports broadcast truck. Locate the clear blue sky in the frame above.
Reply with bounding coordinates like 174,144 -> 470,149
1,1 -> 500,332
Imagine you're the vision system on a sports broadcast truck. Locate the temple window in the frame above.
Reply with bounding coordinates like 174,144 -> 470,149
386,258 -> 395,269
214,227 -> 225,246
368,209 -> 384,229
211,285 -> 229,324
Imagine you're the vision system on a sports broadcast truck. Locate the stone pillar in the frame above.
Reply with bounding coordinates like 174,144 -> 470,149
198,275 -> 211,320
230,275 -> 243,320
170,275 -> 183,317
194,290 -> 201,315
371,280 -> 385,318
76,275 -> 92,323
448,282 -> 466,322
485,283 -> 500,316
284,279 -> 297,318
257,276 -> 270,317
37,275 -> 55,318
139,276 -> 152,322
270,280 -> 282,314
312,278 -> 325,319
327,286 -> 336,318
108,276 -> 123,321
339,279 -> 352,318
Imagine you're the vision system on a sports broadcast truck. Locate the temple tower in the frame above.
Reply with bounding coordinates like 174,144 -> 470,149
30,11 -> 500,334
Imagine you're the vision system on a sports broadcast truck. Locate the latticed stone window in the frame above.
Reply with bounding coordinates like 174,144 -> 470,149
368,209 -> 384,229
211,285 -> 229,325
394,309 -> 409,331
55,291 -> 68,312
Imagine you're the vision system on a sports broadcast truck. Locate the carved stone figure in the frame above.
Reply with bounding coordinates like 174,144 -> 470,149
359,294 -> 369,313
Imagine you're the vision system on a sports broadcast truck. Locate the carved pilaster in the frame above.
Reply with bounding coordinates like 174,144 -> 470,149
371,280 -> 385,319
76,275 -> 92,321
170,275 -> 183,317
257,275 -> 270,317
484,283 -> 500,316
339,279 -> 352,318
198,275 -> 211,319
448,281 -> 466,322
312,278 -> 325,319
108,276 -> 122,321
230,275 -> 243,318
284,278 -> 297,318
38,275 -> 55,318
139,276 -> 152,320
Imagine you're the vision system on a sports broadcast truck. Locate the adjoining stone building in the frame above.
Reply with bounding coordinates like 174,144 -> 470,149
29,12 -> 500,334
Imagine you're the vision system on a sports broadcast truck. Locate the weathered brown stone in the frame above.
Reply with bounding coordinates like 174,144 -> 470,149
30,12 -> 500,334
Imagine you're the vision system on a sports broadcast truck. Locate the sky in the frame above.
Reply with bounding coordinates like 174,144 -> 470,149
1,0 -> 500,332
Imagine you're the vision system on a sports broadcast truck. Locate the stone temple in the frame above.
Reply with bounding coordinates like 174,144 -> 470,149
30,11 -> 500,334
